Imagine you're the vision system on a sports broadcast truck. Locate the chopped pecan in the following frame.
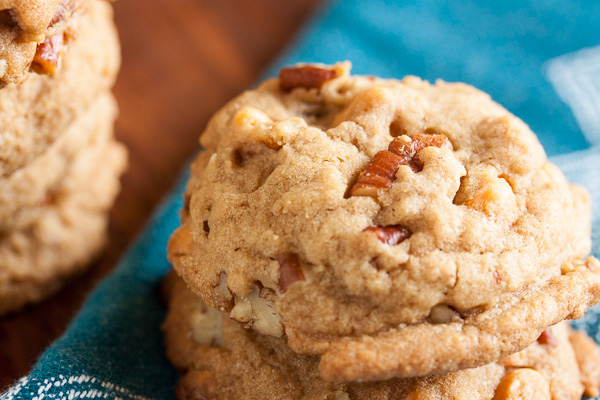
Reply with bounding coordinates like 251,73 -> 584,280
363,225 -> 411,245
428,304 -> 462,324
32,33 -> 64,75
277,253 -> 305,293
494,270 -> 501,285
190,299 -> 223,346
230,286 -> 283,337
350,133 -> 452,198
350,151 -> 403,197
537,328 -> 558,346
279,65 -> 340,92
389,133 -> 453,172
50,0 -> 75,27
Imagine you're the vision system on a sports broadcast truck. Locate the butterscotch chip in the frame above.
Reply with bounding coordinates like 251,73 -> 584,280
163,274 -> 600,400
169,63 -> 599,380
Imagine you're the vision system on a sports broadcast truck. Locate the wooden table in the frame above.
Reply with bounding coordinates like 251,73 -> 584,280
0,0 -> 321,390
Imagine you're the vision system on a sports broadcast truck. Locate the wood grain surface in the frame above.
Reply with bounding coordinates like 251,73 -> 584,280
0,0 -> 321,390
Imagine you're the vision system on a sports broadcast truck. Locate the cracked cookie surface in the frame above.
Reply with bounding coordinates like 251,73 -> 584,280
163,273 -> 600,400
169,63 -> 600,380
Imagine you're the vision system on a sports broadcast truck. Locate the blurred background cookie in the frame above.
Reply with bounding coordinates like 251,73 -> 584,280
0,127 -> 126,315
0,0 -> 125,315
0,93 -> 116,232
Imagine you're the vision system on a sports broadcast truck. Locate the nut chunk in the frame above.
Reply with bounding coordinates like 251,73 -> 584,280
350,151 -> 404,197
537,328 -> 558,346
363,225 -> 411,245
50,0 -> 76,27
32,34 -> 65,75
277,253 -> 305,292
350,133 -> 452,198
279,65 -> 341,92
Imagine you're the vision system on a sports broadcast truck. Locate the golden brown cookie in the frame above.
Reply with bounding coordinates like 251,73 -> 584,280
0,0 -> 88,85
162,273 -> 600,400
0,0 -> 120,177
168,63 -> 600,380
0,91 -> 116,232
0,128 -> 127,315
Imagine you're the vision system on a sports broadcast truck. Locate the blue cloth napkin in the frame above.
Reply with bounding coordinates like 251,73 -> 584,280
3,0 -> 600,398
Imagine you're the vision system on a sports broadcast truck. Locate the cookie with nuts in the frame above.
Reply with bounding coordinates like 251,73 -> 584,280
168,62 -> 600,380
162,272 -> 600,400
0,0 -> 120,177
0,0 -> 90,85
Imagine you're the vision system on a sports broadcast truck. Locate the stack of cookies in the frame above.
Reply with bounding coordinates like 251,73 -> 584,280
0,0 -> 125,314
164,62 -> 600,399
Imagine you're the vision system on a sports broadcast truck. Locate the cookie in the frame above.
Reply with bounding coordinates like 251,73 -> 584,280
0,0 -> 87,85
0,91 -> 117,232
0,0 -> 120,177
162,272 -> 600,400
168,63 -> 600,380
0,131 -> 127,315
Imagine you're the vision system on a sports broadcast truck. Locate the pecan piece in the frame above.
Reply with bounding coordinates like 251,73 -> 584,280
493,270 -> 501,285
50,0 -> 75,27
279,65 -> 340,92
350,133 -> 452,198
428,304 -> 462,324
230,286 -> 283,337
32,33 -> 64,75
389,133 -> 453,172
350,151 -> 403,197
537,328 -> 558,346
190,299 -> 223,346
277,253 -> 305,292
363,225 -> 411,245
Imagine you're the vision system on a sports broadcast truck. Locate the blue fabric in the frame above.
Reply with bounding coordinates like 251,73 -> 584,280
3,0 -> 600,398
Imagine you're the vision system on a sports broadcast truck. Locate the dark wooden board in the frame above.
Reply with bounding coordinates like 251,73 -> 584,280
0,0 -> 321,389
